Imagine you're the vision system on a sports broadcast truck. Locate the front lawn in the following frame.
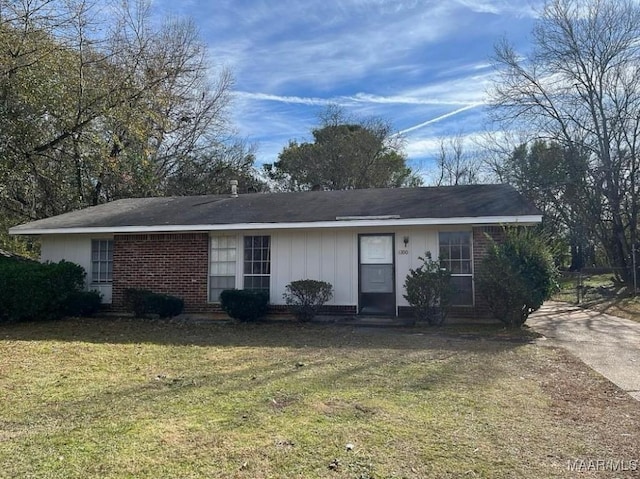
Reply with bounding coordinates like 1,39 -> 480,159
1,318 -> 638,478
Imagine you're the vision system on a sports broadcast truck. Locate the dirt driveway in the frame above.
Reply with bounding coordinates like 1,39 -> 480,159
528,301 -> 640,400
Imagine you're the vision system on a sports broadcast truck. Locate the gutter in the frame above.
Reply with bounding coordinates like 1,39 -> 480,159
9,215 -> 543,236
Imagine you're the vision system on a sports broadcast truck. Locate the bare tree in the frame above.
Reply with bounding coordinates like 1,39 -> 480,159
490,0 -> 640,282
431,135 -> 483,186
477,130 -> 531,183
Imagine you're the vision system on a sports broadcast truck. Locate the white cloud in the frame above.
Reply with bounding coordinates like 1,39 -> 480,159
234,90 -> 483,107
151,0 -> 543,169
156,0 -> 542,94
404,129 -> 492,161
452,0 -> 542,17
348,93 -> 475,106
192,2 -> 483,92
233,92 -> 332,106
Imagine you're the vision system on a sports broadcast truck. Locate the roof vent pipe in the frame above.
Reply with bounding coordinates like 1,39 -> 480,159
230,180 -> 238,198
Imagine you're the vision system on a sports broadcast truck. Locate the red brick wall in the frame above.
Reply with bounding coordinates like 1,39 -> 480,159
472,226 -> 505,318
112,233 -> 209,311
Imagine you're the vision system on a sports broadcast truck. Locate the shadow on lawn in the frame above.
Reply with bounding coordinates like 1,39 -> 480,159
0,342 -> 521,453
584,293 -> 640,321
0,316 -> 537,350
556,273 -> 640,322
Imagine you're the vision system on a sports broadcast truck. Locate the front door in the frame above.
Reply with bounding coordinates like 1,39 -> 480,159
358,234 -> 396,315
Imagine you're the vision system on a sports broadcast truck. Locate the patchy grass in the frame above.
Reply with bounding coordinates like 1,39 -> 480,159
554,273 -> 640,322
1,318 -> 638,478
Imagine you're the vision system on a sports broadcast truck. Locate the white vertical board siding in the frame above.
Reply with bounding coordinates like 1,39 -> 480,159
269,227 -> 443,308
333,230 -> 357,305
305,233 -> 322,280
394,227 -> 440,308
40,234 -> 113,303
320,231 -> 336,285
41,235 -> 92,282
270,229 -> 356,305
289,234 -> 307,280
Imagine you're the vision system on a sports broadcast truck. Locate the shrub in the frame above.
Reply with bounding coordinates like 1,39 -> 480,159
219,289 -> 269,322
0,260 -> 85,322
403,252 -> 453,325
152,294 -> 185,318
476,227 -> 558,327
124,288 -> 153,317
124,288 -> 185,318
283,279 -> 333,322
64,290 -> 103,317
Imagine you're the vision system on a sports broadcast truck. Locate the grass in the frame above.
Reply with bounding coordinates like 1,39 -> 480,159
553,272 -> 640,322
1,318 -> 639,478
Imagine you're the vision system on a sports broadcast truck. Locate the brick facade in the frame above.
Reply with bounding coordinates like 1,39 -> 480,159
472,226 -> 505,318
112,233 -> 209,312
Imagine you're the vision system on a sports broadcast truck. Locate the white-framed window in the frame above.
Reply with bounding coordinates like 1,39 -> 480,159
243,235 -> 270,294
439,231 -> 473,305
91,239 -> 113,284
210,235 -> 237,302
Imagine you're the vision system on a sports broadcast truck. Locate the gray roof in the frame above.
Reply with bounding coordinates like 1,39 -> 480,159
10,184 -> 541,234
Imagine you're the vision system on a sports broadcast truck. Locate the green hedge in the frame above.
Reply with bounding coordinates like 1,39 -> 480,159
219,289 -> 269,322
65,290 -> 103,317
0,260 -> 86,322
124,288 -> 185,318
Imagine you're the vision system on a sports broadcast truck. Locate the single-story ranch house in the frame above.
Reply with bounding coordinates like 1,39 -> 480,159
9,184 -> 541,318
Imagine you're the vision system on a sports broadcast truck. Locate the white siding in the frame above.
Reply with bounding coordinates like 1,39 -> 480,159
41,235 -> 91,273
394,227 -> 440,307
270,229 -> 356,305
261,226 -> 453,310
40,234 -> 113,303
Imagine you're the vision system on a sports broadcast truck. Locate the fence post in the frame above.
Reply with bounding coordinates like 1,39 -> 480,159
633,244 -> 637,296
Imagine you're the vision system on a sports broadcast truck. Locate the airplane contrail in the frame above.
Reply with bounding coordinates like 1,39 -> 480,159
398,103 -> 484,135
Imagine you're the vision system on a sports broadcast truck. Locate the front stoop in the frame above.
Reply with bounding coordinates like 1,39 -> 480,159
313,315 -> 416,327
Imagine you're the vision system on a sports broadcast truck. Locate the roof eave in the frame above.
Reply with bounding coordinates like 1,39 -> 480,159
9,215 -> 543,236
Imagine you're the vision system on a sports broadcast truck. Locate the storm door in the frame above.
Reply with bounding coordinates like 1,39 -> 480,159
358,234 -> 396,315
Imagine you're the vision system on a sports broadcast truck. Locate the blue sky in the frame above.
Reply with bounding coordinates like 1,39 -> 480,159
154,0 -> 543,176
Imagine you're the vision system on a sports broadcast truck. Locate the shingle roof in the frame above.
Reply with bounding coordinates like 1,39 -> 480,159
10,184 -> 541,234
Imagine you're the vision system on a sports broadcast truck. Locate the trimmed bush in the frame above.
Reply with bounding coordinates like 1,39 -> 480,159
64,290 -> 103,317
124,288 -> 185,318
219,289 -> 269,322
403,252 -> 453,325
124,288 -> 153,317
283,279 -> 333,322
476,227 -> 558,327
0,260 -> 85,322
152,294 -> 185,318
